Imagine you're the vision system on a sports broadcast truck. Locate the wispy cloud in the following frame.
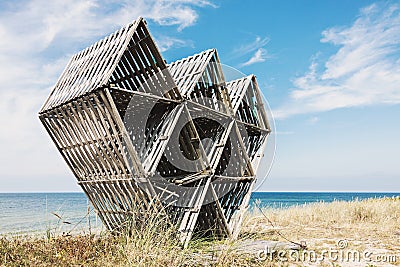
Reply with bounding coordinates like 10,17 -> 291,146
154,36 -> 193,52
240,48 -> 269,67
274,3 -> 400,119
0,0 -> 214,187
234,36 -> 269,56
113,0 -> 217,31
231,36 -> 270,66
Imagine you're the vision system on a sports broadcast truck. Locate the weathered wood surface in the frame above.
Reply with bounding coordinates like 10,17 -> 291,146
39,17 -> 271,247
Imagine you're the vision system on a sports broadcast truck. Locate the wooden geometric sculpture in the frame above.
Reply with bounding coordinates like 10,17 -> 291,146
38,17 -> 271,246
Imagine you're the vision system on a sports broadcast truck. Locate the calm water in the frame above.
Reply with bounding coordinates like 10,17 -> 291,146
0,193 -> 102,235
250,192 -> 400,209
1,192 -> 399,235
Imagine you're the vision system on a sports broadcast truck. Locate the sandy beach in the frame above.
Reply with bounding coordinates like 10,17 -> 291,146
1,197 -> 399,266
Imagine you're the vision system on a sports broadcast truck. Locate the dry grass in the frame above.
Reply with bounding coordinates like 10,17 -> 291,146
243,196 -> 400,242
242,196 -> 400,266
1,197 -> 399,266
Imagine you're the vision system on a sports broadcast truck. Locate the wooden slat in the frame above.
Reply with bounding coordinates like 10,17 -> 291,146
39,17 -> 272,246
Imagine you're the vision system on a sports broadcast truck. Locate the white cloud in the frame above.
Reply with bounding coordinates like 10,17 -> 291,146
111,0 -> 216,32
234,36 -> 270,56
233,36 -> 270,66
241,48 -> 269,67
0,0 -> 214,190
154,36 -> 193,52
274,3 -> 400,119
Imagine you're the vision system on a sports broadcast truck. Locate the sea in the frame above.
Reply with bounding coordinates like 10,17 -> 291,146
1,192 -> 399,235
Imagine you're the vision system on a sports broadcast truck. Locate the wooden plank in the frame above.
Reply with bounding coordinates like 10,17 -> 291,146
210,186 -> 232,236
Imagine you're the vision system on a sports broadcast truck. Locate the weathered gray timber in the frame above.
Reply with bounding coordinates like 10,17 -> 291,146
39,17 -> 271,247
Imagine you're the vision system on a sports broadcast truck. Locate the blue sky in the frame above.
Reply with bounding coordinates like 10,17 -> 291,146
0,0 -> 399,192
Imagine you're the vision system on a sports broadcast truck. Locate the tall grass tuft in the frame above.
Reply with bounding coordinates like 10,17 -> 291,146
1,197 -> 399,266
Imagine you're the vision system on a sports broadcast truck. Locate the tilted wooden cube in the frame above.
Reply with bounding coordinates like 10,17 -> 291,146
39,17 -> 271,246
